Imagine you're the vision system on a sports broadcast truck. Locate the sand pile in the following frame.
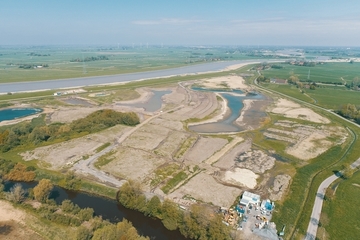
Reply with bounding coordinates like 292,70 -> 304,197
271,98 -> 330,124
224,168 -> 258,189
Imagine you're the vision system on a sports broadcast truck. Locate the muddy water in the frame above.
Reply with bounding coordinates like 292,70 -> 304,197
119,90 -> 171,112
189,88 -> 264,133
4,181 -> 186,240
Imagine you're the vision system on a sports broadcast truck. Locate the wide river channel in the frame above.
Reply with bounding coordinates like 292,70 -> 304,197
0,60 -> 258,94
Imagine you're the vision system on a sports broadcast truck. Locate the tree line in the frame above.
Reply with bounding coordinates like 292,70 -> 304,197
70,55 -> 109,62
117,181 -> 231,240
0,109 -> 139,152
337,104 -> 360,124
0,178 -> 149,240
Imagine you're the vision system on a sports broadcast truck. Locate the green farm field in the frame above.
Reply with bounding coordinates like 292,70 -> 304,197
0,45 -> 256,83
262,62 -> 360,84
262,83 -> 360,109
321,171 -> 360,240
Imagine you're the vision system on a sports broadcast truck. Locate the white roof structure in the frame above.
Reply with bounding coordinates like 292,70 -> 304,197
242,191 -> 261,204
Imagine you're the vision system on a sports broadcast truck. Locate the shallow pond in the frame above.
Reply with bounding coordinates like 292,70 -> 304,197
119,90 -> 171,112
0,108 -> 42,122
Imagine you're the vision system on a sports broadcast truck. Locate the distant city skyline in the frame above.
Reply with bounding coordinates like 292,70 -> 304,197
1,0 -> 359,46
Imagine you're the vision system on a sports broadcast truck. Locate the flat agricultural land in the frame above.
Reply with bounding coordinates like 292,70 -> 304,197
0,46 -> 256,83
262,62 -> 360,84
264,84 -> 360,109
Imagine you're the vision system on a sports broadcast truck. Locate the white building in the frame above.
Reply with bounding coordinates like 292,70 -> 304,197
239,191 -> 261,207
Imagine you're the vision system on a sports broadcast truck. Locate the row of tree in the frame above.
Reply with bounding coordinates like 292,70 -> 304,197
337,104 -> 360,124
0,179 -> 148,240
117,181 -> 231,240
0,158 -> 82,191
0,109 -> 139,152
70,55 -> 109,62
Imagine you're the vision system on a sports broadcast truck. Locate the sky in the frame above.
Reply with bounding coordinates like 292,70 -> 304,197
1,0 -> 360,46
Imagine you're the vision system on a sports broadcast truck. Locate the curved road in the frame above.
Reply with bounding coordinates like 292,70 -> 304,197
305,156 -> 360,240
253,73 -> 360,239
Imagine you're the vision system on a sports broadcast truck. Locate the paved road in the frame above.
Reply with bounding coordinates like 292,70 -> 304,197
253,73 -> 360,239
305,174 -> 339,240
0,60 -> 258,94
305,157 -> 360,240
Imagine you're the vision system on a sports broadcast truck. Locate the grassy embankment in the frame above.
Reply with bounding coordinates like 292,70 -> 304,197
254,68 -> 360,239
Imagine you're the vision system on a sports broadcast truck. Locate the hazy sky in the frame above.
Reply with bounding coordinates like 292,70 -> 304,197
1,0 -> 359,46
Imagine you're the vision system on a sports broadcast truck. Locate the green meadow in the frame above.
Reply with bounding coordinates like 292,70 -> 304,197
321,170 -> 360,240
262,62 -> 360,84
0,45 -> 257,83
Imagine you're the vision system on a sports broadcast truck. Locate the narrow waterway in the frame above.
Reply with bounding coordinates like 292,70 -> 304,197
4,181 -> 186,240
189,87 -> 263,133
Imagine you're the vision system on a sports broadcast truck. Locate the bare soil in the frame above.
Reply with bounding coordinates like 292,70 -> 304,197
264,120 -> 347,160
21,124 -> 130,169
168,173 -> 242,207
0,200 -> 42,240
270,98 -> 330,124
184,137 -> 228,164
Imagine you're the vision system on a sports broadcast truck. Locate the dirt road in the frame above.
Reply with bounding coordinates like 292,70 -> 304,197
72,105 -> 183,187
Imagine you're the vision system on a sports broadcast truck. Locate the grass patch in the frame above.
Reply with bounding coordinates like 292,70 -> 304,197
322,170 -> 360,240
150,163 -> 180,186
94,150 -> 116,169
95,142 -> 111,153
80,180 -> 118,199
174,136 -> 197,158
161,171 -> 188,194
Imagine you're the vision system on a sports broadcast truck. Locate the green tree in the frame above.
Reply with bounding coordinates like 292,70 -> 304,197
77,208 -> 94,221
117,181 -> 143,209
6,183 -> 27,203
74,226 -> 92,240
341,164 -> 355,179
59,171 -> 81,190
61,199 -> 80,214
33,179 -> 53,202
160,199 -> 182,231
288,75 -> 299,84
145,196 -> 162,217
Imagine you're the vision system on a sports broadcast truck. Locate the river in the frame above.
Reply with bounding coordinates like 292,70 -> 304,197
3,181 -> 186,240
0,60 -> 257,94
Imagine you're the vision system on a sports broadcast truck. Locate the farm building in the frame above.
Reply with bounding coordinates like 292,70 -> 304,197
270,78 -> 288,84
239,191 -> 261,207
